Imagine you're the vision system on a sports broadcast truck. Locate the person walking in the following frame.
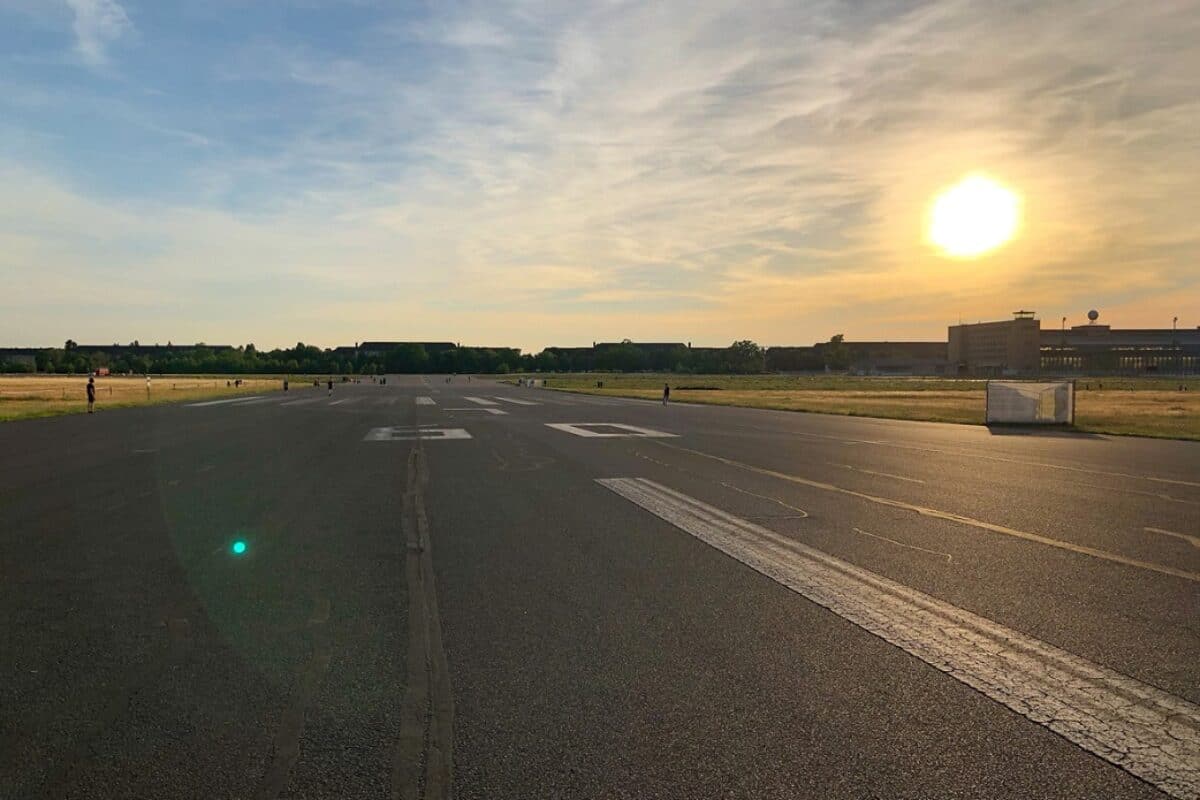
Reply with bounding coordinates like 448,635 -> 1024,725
327,378 -> 333,397
662,383 -> 670,406
86,376 -> 96,414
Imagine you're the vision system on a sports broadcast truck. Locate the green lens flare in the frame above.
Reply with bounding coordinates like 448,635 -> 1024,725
231,540 -> 247,555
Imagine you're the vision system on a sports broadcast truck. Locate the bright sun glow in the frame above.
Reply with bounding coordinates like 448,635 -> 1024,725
928,174 -> 1020,258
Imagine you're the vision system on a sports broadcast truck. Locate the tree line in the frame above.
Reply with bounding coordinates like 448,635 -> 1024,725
2,336 -> 853,375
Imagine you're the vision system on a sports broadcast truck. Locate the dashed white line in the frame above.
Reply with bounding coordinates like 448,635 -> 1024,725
281,398 -> 322,407
444,407 -> 507,415
416,397 -> 437,405
491,397 -> 539,406
598,477 -> 1200,800
464,396 -> 498,406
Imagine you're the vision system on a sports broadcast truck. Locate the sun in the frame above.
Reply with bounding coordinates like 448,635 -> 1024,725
927,174 -> 1020,258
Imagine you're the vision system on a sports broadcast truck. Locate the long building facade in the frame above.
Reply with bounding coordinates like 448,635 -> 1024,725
948,313 -> 1198,376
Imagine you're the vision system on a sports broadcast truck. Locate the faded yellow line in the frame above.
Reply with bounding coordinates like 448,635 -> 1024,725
1145,527 -> 1200,549
831,463 -> 925,484
738,427 -> 1200,489
654,442 -> 1200,584
852,527 -> 953,562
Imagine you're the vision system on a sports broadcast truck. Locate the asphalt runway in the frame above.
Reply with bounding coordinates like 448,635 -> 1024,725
1,375 -> 1197,799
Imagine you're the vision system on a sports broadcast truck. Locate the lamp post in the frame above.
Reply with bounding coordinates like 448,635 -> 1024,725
1173,317 -> 1180,375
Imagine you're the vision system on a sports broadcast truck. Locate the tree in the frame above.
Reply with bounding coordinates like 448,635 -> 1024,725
727,340 -> 765,373
824,334 -> 850,371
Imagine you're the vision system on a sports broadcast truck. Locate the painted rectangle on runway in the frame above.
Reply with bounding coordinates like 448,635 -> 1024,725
492,397 -> 539,405
281,398 -> 322,407
363,427 -> 472,441
187,396 -> 265,407
463,396 -> 498,406
416,397 -> 437,405
597,477 -> 1200,800
444,407 -> 507,415
546,422 -> 677,438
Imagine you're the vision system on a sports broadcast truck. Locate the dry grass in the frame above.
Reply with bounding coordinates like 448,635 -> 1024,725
518,374 -> 1200,441
0,375 -> 287,421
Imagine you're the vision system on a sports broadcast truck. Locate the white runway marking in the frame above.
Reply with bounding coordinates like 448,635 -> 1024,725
234,397 -> 278,406
1145,527 -> 1200,549
281,398 -> 322,407
363,427 -> 471,441
777,430 -> 1200,489
464,396 -> 498,406
444,407 -> 507,415
658,443 -> 1200,583
546,422 -> 677,438
831,463 -> 926,484
598,477 -> 1200,800
416,397 -> 437,405
187,396 -> 265,407
329,399 -> 349,405
492,397 -> 539,405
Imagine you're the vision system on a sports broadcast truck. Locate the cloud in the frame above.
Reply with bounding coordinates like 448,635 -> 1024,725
2,0 -> 1198,349
65,0 -> 131,66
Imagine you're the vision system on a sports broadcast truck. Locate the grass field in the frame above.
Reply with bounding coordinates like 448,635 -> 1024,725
0,375 -> 293,421
514,374 -> 1200,440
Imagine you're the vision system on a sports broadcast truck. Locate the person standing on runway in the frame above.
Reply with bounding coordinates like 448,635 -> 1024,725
86,376 -> 96,413
662,383 -> 670,405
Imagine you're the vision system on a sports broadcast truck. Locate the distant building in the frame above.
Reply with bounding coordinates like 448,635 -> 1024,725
0,348 -> 38,368
357,341 -> 458,357
948,312 -> 1042,375
1041,324 -> 1199,374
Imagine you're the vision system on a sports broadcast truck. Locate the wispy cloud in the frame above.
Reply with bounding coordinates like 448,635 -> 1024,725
1,0 -> 1197,348
65,0 -> 131,66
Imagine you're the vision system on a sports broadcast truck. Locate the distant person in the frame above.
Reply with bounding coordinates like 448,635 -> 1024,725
327,379 -> 333,396
283,378 -> 289,392
86,377 -> 96,414
662,383 -> 670,405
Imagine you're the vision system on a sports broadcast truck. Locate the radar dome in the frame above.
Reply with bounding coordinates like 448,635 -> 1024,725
1087,309 -> 1099,322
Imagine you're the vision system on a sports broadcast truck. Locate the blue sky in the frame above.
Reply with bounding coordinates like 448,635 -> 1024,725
1,0 -> 1197,350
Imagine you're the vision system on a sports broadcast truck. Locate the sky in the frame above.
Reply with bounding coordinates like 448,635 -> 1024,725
1,0 -> 1197,351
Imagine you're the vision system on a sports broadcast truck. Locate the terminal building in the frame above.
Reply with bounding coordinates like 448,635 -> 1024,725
949,312 -> 1199,375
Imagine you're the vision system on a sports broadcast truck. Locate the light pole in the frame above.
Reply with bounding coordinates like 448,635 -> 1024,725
1173,317 -> 1179,375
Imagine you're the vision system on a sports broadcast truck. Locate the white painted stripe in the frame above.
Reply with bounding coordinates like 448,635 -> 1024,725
329,399 -> 349,406
443,407 -> 507,415
491,396 -> 539,406
546,422 -> 676,438
598,477 -> 1200,800
659,443 -> 1200,583
231,397 -> 277,406
463,396 -> 498,406
363,427 -> 472,441
416,396 -> 437,405
281,398 -> 322,407
779,430 -> 1200,489
1145,527 -> 1200,549
187,395 -> 265,407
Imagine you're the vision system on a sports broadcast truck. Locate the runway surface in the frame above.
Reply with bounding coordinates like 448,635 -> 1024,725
2,375 -> 1197,799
